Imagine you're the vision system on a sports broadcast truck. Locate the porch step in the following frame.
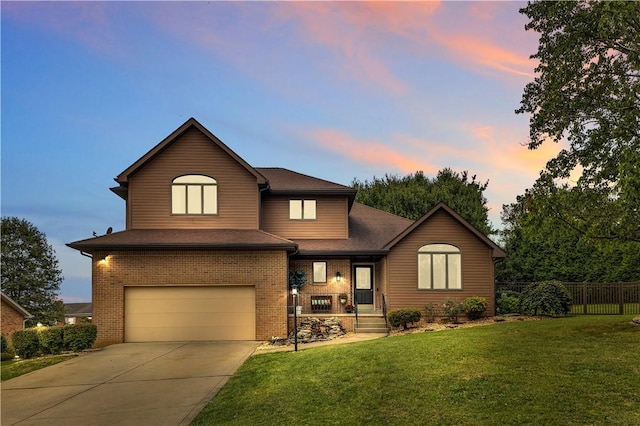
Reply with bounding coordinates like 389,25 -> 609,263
355,317 -> 389,334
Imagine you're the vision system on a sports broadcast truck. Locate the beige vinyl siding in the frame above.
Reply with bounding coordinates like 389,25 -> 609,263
387,210 -> 495,314
127,127 -> 259,229
261,195 -> 348,239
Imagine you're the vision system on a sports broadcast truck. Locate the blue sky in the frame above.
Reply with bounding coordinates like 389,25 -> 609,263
2,1 -> 562,302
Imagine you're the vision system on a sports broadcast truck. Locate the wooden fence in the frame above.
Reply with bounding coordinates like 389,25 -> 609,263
496,282 -> 640,315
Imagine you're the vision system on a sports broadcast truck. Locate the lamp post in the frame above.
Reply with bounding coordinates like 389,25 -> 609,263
291,287 -> 298,352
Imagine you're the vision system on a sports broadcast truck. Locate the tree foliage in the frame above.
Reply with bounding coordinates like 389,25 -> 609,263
352,169 -> 496,236
517,1 -> 640,242
1,217 -> 63,326
497,185 -> 640,282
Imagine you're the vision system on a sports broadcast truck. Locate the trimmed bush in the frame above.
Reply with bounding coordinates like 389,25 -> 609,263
424,304 -> 438,323
38,327 -> 64,355
441,298 -> 464,323
463,296 -> 488,320
12,329 -> 40,359
519,280 -> 573,316
1,334 -> 9,353
496,292 -> 520,315
388,309 -> 422,330
63,324 -> 97,352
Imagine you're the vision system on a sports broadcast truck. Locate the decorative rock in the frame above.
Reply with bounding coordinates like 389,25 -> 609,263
289,317 -> 346,343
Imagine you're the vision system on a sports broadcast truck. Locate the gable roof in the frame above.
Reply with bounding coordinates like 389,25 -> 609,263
383,202 -> 506,258
111,118 -> 267,199
64,303 -> 92,317
1,291 -> 33,318
67,229 -> 297,252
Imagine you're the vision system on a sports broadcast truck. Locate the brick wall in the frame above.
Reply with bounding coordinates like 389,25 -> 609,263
92,249 -> 288,347
1,299 -> 26,342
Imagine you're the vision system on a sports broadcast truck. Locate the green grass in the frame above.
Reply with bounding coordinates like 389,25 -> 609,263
193,316 -> 640,426
1,355 -> 74,381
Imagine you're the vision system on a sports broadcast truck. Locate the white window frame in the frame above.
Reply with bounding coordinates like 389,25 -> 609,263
289,199 -> 316,220
418,244 -> 461,290
171,175 -> 218,215
312,261 -> 327,283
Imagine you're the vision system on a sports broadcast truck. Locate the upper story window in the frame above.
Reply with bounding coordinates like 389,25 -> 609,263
171,175 -> 218,215
418,244 -> 461,290
289,199 -> 316,220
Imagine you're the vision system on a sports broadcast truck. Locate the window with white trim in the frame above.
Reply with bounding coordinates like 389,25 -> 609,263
289,199 -> 316,220
312,262 -> 327,283
171,175 -> 218,215
418,244 -> 461,289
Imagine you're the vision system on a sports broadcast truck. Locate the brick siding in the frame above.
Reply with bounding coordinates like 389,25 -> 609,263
92,249 -> 288,347
1,299 -> 27,342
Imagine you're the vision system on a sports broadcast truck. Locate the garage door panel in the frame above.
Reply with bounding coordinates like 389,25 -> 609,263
125,286 -> 255,342
129,299 -> 255,314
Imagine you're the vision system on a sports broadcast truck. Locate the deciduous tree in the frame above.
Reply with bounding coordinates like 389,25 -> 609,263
352,169 -> 496,236
1,217 -> 63,326
517,0 -> 640,242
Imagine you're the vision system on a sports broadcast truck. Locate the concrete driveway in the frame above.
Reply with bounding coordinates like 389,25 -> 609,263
1,341 -> 259,426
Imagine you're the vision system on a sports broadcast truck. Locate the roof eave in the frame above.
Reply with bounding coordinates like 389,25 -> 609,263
67,242 -> 297,252
295,249 -> 389,257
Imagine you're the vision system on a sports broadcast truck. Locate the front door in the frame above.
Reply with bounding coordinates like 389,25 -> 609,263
354,266 -> 374,308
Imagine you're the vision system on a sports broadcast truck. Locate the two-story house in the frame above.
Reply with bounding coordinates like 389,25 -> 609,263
68,118 -> 505,347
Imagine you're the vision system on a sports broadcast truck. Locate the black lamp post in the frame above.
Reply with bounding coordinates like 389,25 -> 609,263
291,287 -> 298,352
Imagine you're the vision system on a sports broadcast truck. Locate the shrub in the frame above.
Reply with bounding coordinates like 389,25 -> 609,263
38,327 -> 65,355
388,309 -> 422,330
12,329 -> 40,359
63,324 -> 97,352
442,299 -> 464,323
463,296 -> 488,320
1,352 -> 14,361
519,280 -> 573,316
496,291 -> 520,315
1,334 -> 9,353
424,303 -> 438,323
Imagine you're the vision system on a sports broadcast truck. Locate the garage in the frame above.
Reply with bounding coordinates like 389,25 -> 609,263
124,286 -> 256,342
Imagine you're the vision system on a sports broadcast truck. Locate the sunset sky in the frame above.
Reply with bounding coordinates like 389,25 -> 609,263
2,1 -> 564,302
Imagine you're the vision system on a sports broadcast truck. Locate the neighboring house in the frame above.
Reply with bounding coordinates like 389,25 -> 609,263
68,118 -> 505,347
1,291 -> 33,340
64,302 -> 92,324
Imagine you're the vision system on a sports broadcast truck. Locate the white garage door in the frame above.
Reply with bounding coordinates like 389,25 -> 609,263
125,286 -> 255,342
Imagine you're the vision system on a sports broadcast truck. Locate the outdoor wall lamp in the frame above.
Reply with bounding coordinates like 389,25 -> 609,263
336,272 -> 342,282
98,255 -> 110,264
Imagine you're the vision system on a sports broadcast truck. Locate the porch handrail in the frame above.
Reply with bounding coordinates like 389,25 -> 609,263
354,299 -> 358,327
381,293 -> 388,329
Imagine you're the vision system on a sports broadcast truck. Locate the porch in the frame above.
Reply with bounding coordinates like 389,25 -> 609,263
288,292 -> 389,334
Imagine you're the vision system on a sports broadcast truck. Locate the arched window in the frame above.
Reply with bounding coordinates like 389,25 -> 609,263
171,175 -> 217,215
418,244 -> 461,290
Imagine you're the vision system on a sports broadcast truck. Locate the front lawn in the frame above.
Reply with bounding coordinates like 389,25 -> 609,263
193,316 -> 639,425
1,356 -> 73,381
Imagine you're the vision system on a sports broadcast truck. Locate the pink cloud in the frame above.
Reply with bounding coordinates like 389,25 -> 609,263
303,128 -> 440,175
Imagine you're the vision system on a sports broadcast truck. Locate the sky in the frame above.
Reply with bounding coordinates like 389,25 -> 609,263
1,1 -> 565,303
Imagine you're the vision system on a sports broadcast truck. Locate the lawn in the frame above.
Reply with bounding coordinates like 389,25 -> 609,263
1,355 -> 73,381
193,316 -> 639,426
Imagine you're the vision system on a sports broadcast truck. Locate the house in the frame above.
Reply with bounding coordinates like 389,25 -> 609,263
1,291 -> 33,340
67,118 -> 506,347
64,302 -> 92,324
